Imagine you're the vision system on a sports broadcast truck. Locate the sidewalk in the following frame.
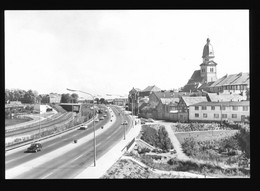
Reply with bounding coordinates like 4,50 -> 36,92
75,117 -> 142,179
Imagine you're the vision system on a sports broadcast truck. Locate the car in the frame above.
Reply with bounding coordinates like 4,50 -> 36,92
26,143 -> 42,153
95,119 -> 99,122
121,120 -> 128,125
79,126 -> 87,130
103,114 -> 107,117
99,117 -> 104,120
147,118 -> 154,123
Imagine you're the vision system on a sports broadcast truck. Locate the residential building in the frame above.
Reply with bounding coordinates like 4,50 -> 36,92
177,96 -> 208,122
208,72 -> 249,95
206,92 -> 247,102
113,97 -> 128,107
189,101 -> 250,122
139,85 -> 161,97
49,93 -> 61,104
140,90 -> 182,120
128,87 -> 141,114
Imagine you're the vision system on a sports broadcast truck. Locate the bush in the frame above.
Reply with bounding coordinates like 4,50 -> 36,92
235,125 -> 250,158
140,125 -> 173,151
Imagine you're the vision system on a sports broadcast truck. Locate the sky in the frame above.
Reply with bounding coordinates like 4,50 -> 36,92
5,10 -> 249,99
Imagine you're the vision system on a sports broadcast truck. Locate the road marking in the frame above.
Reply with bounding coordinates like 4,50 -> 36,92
40,171 -> 55,179
70,153 -> 85,163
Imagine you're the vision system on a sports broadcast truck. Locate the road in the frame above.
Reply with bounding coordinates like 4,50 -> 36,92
5,105 -> 132,179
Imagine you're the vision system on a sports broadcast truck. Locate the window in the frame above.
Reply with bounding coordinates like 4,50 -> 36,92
243,106 -> 248,111
221,106 -> 226,110
203,113 -> 207,118
222,114 -> 227,118
214,114 -> 219,118
232,114 -> 237,118
202,106 -> 207,110
232,106 -> 238,111
210,68 -> 214,72
195,106 -> 199,110
195,113 -> 199,118
211,106 -> 215,110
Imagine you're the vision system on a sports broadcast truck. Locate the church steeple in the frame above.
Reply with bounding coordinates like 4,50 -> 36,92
202,38 -> 215,63
200,38 -> 217,83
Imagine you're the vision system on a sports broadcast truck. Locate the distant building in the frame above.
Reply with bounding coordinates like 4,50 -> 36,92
113,97 -> 128,107
49,93 -> 61,104
189,101 -> 249,123
128,87 -> 141,114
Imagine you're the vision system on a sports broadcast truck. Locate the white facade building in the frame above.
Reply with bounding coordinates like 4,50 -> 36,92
189,101 -> 249,122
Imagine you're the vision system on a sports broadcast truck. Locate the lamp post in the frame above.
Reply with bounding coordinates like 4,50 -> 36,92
67,88 -> 96,167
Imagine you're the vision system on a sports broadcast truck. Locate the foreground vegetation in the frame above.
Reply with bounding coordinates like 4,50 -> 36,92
105,125 -> 250,178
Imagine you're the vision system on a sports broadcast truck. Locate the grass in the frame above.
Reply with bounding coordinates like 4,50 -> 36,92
175,130 -> 239,144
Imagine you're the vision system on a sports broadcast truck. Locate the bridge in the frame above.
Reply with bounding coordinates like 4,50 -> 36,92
59,103 -> 82,113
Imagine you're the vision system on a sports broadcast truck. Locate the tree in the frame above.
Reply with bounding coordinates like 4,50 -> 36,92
94,98 -> 100,104
23,90 -> 37,104
71,93 -> 79,103
100,98 -> 106,104
61,93 -> 72,103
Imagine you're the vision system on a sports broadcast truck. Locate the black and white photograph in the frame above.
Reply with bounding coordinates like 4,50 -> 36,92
5,10 -> 250,179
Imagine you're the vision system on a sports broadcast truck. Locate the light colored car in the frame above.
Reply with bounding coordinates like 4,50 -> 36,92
95,119 -> 99,122
121,120 -> 128,125
103,114 -> 107,117
79,126 -> 87,130
147,118 -> 154,123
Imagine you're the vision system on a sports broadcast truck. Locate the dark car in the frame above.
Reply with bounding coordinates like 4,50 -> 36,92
27,143 -> 42,153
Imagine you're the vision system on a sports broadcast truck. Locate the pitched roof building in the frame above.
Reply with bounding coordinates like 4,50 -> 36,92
206,92 -> 246,102
208,72 -> 249,95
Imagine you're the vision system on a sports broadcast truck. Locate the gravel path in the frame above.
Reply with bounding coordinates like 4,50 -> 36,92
157,121 -> 190,161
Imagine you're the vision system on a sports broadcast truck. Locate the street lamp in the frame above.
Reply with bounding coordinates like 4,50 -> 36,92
67,88 -> 96,167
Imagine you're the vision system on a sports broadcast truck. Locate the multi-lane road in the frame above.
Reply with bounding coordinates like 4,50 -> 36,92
5,105 -> 132,179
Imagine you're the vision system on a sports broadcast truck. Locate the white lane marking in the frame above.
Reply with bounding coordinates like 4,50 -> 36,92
40,171 -> 55,179
70,153 -> 85,163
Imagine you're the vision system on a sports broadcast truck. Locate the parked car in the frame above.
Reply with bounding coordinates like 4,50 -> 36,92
103,114 -> 107,117
27,143 -> 42,153
95,119 -> 99,122
99,117 -> 104,120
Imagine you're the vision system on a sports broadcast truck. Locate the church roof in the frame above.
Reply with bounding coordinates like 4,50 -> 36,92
181,70 -> 204,92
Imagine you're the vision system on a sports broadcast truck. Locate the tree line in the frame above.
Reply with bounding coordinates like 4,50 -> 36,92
5,89 -> 110,104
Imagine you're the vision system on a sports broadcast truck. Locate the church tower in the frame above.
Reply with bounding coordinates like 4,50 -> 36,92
200,38 -> 217,83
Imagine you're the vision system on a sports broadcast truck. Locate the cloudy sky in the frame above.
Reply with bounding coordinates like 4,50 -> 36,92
5,10 -> 249,98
